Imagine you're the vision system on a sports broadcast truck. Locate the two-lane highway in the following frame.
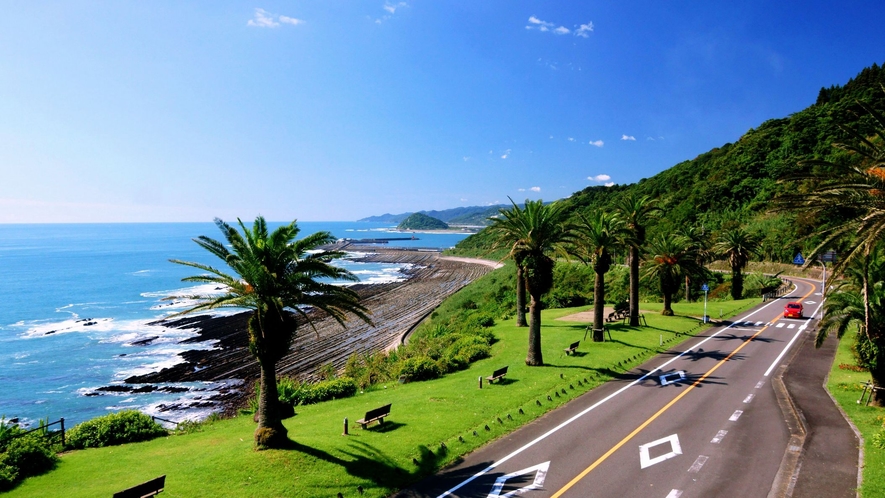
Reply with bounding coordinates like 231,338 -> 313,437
398,277 -> 824,498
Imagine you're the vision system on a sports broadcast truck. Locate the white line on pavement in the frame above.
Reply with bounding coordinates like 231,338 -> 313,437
688,455 -> 709,473
729,410 -> 743,421
666,490 -> 683,498
711,430 -> 728,443
764,295 -> 825,377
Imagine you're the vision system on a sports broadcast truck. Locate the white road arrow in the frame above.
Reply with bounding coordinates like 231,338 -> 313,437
487,461 -> 550,498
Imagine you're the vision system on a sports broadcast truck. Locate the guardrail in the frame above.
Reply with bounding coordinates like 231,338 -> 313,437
2,418 -> 66,447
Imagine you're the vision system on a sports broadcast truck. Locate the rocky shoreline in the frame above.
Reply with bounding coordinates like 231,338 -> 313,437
91,247 -> 498,417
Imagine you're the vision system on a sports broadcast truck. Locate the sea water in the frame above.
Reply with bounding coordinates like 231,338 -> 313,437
0,222 -> 470,427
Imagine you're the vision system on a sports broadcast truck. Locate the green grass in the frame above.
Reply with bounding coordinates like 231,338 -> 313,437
827,335 -> 885,497
7,300 -> 757,497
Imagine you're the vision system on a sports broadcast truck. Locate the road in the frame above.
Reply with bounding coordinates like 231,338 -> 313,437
397,277 -> 825,498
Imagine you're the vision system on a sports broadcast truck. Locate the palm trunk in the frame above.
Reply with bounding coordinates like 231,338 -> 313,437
516,265 -> 527,327
629,247 -> 640,326
593,270 -> 606,342
662,291 -> 674,316
685,275 -> 691,302
255,358 -> 288,448
526,292 -> 543,366
731,267 -> 743,300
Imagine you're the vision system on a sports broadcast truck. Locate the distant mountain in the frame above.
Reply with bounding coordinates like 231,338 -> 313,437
358,204 -> 507,226
398,213 -> 449,230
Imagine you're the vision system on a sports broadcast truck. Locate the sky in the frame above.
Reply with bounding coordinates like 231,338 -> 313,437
1,2 -> 884,223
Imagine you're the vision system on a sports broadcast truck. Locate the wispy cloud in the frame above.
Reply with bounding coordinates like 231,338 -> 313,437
530,186 -> 541,192
248,8 -> 304,28
501,149 -> 511,159
376,2 -> 408,23
527,16 -> 593,38
621,135 -> 636,141
589,140 -> 604,147
518,188 -> 526,192
605,182 -> 615,187
568,137 -> 575,142
590,174 -> 611,182
575,22 -> 594,38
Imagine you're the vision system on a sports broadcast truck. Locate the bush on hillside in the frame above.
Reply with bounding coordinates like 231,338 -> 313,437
65,410 -> 167,450
0,435 -> 57,482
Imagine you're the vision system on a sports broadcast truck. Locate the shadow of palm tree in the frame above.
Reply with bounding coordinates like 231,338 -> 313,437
611,367 -> 727,388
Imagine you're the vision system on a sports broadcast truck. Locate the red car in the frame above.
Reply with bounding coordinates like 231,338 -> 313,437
784,302 -> 804,319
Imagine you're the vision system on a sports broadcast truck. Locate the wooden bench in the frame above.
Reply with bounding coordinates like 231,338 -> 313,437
113,475 -> 165,498
357,403 -> 391,429
485,366 -> 508,384
564,341 -> 580,355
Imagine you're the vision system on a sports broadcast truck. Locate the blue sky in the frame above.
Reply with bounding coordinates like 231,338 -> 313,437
1,2 -> 884,223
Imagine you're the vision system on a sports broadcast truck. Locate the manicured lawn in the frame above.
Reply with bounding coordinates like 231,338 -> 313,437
827,335 -> 885,497
8,300 -> 758,497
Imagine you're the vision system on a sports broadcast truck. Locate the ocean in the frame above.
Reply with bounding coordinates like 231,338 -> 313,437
0,222 -> 471,427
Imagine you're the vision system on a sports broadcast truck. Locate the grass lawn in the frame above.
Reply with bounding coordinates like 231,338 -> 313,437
7,299 -> 758,498
827,335 -> 885,497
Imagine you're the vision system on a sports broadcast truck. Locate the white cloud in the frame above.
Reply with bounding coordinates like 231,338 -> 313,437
528,16 -> 553,27
605,182 -> 615,187
589,140 -> 604,147
518,188 -> 526,192
501,149 -> 511,159
383,1 -> 407,14
530,186 -> 541,192
621,135 -> 636,141
554,26 -> 570,35
575,22 -> 594,38
568,137 -> 575,142
279,15 -> 305,26
248,8 -> 279,28
462,156 -> 470,161
590,174 -> 611,182
460,198 -> 468,202
248,8 -> 304,28
646,137 -> 655,141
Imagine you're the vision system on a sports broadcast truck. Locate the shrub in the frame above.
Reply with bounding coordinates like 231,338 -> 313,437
298,378 -> 358,405
65,410 -> 167,450
0,462 -> 17,491
0,435 -> 57,481
398,356 -> 443,382
872,428 -> 885,449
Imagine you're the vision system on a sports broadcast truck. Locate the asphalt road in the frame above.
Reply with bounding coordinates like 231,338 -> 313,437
397,278 -> 826,498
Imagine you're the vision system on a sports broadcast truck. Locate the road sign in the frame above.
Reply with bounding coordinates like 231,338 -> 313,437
793,253 -> 805,265
487,461 -> 550,497
701,283 -> 709,292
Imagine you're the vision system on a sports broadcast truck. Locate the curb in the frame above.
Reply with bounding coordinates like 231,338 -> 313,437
768,328 -> 809,498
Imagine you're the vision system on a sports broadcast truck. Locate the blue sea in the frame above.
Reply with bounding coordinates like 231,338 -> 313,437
0,222 -> 470,427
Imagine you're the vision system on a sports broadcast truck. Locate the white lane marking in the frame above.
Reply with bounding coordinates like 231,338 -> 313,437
729,410 -> 743,421
764,295 -> 826,377
639,434 -> 682,469
814,292 -> 822,296
755,321 -> 764,326
487,461 -> 549,498
688,455 -> 709,473
666,490 -> 683,498
711,430 -> 728,443
787,324 -> 795,329
744,394 -> 755,403
437,292 -> 793,497
659,371 -> 686,386
755,381 -> 764,389
776,323 -> 785,328
805,300 -> 816,305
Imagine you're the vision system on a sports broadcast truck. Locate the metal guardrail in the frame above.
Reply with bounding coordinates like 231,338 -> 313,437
2,418 -> 66,447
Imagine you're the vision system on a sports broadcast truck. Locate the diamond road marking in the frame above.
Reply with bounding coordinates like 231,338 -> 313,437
639,434 -> 682,469
711,430 -> 728,443
805,300 -> 816,305
487,461 -> 550,498
666,490 -> 683,498
659,371 -> 686,386
729,410 -> 743,421
688,455 -> 709,473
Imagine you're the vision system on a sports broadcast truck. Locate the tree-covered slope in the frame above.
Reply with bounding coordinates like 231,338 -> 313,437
398,213 -> 449,230
456,62 -> 885,262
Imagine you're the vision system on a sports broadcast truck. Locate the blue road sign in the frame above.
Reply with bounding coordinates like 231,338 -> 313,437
701,283 -> 709,292
793,253 -> 805,265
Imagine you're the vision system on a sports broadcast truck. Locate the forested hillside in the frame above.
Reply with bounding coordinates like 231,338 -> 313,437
456,62 -> 885,262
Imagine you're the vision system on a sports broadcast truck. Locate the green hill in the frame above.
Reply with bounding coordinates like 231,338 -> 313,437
359,205 -> 506,226
397,213 -> 449,230
456,62 -> 885,262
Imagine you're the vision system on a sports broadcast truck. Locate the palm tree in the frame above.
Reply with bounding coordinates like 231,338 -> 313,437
713,228 -> 759,300
615,194 -> 661,326
572,211 -> 629,341
487,199 -> 574,365
169,217 -> 370,448
679,225 -> 713,301
515,253 -> 528,327
642,234 -> 703,315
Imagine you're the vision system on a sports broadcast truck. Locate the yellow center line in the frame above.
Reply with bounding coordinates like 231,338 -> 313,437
550,286 -> 816,497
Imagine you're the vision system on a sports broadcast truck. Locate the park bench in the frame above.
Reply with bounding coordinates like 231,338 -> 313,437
485,366 -> 508,384
564,341 -> 580,355
357,403 -> 391,429
113,475 -> 165,498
